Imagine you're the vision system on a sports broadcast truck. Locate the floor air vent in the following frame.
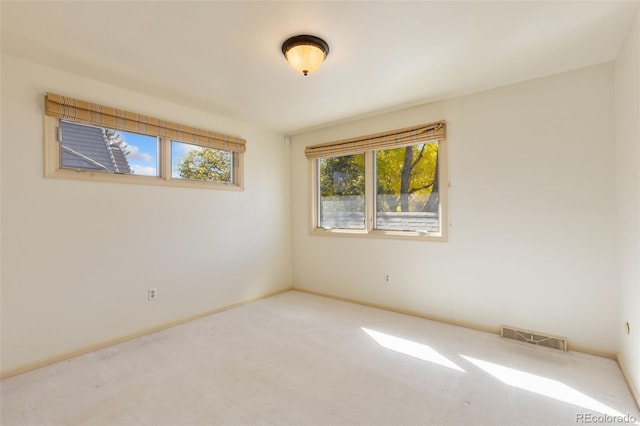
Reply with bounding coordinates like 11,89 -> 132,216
501,326 -> 567,351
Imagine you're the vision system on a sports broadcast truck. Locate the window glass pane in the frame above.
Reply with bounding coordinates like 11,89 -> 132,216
375,143 -> 440,232
318,154 -> 365,230
60,120 -> 159,176
171,141 -> 233,183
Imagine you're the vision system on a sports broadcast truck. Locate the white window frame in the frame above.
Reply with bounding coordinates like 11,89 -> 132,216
310,141 -> 448,242
44,117 -> 244,191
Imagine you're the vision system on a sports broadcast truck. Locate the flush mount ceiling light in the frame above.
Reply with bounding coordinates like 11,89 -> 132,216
281,34 -> 329,76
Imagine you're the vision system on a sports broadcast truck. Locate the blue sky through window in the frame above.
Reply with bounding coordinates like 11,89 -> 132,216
119,131 -> 158,176
107,131 -> 226,179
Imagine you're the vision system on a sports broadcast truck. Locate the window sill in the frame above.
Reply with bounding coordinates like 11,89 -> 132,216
310,227 -> 447,242
44,168 -> 244,191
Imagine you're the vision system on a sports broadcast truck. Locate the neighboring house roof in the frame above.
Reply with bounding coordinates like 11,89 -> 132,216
109,142 -> 132,173
60,120 -> 132,173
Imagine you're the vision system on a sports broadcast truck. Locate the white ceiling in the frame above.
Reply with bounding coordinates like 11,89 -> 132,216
1,1 -> 637,135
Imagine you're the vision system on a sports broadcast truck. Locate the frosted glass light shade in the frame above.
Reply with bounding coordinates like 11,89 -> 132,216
282,35 -> 329,76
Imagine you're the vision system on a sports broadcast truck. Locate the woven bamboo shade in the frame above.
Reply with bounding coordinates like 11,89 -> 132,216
45,93 -> 246,153
304,121 -> 445,159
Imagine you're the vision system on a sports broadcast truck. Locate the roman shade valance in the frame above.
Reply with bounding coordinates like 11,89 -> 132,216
45,93 -> 246,153
304,121 -> 446,159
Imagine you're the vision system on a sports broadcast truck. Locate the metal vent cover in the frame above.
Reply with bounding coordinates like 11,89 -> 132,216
501,326 -> 567,351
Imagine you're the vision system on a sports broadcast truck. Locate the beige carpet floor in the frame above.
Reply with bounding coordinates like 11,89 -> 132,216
1,290 -> 639,425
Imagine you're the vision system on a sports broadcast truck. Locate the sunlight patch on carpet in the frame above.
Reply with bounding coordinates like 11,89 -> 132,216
461,355 -> 635,422
362,328 -> 465,372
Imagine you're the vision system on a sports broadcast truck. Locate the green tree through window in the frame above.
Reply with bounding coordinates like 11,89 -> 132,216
318,154 -> 365,230
174,144 -> 232,183
316,142 -> 442,235
376,143 -> 439,213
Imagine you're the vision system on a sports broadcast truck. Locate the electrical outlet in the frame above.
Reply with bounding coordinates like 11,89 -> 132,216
148,288 -> 157,301
384,273 -> 391,283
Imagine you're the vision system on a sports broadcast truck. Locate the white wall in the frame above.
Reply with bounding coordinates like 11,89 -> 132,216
0,54 -> 292,373
615,7 -> 640,399
291,63 -> 618,353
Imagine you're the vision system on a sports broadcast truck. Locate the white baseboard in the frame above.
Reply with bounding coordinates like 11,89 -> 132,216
617,353 -> 640,411
294,287 -> 618,357
1,287 -> 290,379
